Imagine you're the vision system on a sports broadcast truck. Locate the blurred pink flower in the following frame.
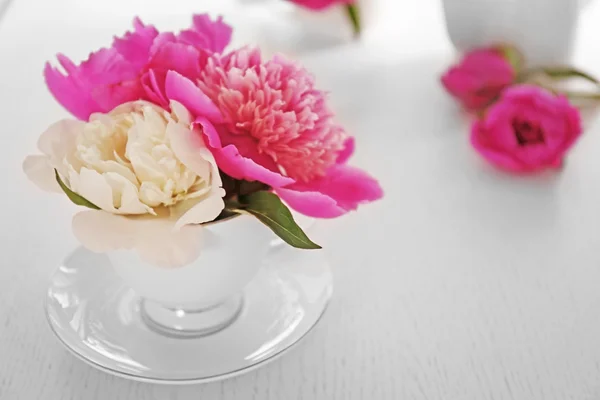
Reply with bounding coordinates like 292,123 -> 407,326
442,47 -> 516,111
165,47 -> 382,218
44,14 -> 232,120
289,0 -> 355,11
471,85 -> 582,173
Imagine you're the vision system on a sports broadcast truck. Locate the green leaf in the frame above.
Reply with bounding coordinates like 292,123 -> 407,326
345,4 -> 361,36
55,169 -> 100,210
240,191 -> 321,250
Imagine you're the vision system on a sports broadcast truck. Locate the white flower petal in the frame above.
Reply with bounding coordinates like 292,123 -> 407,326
76,167 -> 118,212
169,100 -> 193,125
183,182 -> 212,200
89,112 -> 115,125
105,102 -> 136,116
23,155 -> 61,193
72,210 -> 136,252
167,119 -> 214,179
104,172 -> 154,215
128,153 -> 166,183
88,159 -> 138,185
73,210 -> 202,268
174,193 -> 225,230
136,223 -> 202,268
37,119 -> 83,158
139,182 -> 170,207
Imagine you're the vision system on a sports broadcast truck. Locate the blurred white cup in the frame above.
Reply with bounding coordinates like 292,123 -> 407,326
442,0 -> 594,66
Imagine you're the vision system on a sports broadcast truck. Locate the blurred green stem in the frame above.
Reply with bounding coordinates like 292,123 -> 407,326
518,67 -> 600,86
345,3 -> 360,36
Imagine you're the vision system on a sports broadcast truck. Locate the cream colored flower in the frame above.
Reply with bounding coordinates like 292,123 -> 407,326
24,100 -> 225,267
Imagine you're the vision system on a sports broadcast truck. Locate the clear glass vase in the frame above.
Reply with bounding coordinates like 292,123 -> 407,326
46,215 -> 332,383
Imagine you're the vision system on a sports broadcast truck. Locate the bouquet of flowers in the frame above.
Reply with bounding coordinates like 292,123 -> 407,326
441,45 -> 600,173
23,14 -> 382,267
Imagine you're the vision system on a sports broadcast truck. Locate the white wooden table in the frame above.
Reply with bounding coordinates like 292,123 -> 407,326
4,0 -> 600,399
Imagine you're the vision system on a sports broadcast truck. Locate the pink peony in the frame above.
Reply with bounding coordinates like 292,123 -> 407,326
471,85 -> 582,173
289,0 -> 355,11
165,47 -> 382,218
442,47 -> 516,111
44,14 -> 232,121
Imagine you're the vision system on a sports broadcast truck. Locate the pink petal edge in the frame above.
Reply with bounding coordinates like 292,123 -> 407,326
44,62 -> 99,120
336,137 -> 355,164
276,187 -> 346,218
165,71 -> 224,123
194,117 -> 296,188
470,121 -> 529,173
278,164 -> 383,218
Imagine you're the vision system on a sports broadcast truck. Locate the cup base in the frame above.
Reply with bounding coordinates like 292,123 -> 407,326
45,246 -> 332,384
140,295 -> 244,339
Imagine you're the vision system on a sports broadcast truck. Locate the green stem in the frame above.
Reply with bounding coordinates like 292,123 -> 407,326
345,3 -> 360,36
224,197 -> 244,210
529,80 -> 600,102
518,67 -> 600,86
564,91 -> 600,101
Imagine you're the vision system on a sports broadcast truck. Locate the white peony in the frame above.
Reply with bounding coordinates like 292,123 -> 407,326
24,100 -> 226,267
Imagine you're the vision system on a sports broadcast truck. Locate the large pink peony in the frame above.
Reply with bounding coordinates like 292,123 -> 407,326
165,47 -> 382,218
289,0 -> 355,10
44,14 -> 232,121
471,85 -> 582,173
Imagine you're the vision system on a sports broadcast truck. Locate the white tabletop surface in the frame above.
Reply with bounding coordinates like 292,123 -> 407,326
4,0 -> 600,399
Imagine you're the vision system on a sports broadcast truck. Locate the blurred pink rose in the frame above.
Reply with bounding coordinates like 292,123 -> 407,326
44,15 -> 232,120
471,85 -> 582,173
290,0 -> 355,10
442,48 -> 516,111
165,47 -> 383,218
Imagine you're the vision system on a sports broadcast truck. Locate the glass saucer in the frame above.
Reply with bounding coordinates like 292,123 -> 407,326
45,246 -> 332,384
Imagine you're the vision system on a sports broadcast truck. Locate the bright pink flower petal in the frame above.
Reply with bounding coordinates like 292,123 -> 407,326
278,163 -> 383,218
478,101 -> 519,151
441,47 -> 515,111
165,71 -> 224,123
79,49 -> 144,111
78,48 -> 138,84
178,14 -> 232,54
307,164 -> 383,210
141,69 -> 169,108
470,85 -> 582,174
193,14 -> 232,52
550,158 -> 564,169
336,137 -> 355,164
560,95 -> 583,149
194,117 -> 296,188
44,62 -> 100,120
45,49 -> 141,119
290,0 -> 355,10
149,37 -> 201,79
470,120 -> 528,173
276,187 -> 346,218
112,17 -> 159,70
91,79 -> 145,114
